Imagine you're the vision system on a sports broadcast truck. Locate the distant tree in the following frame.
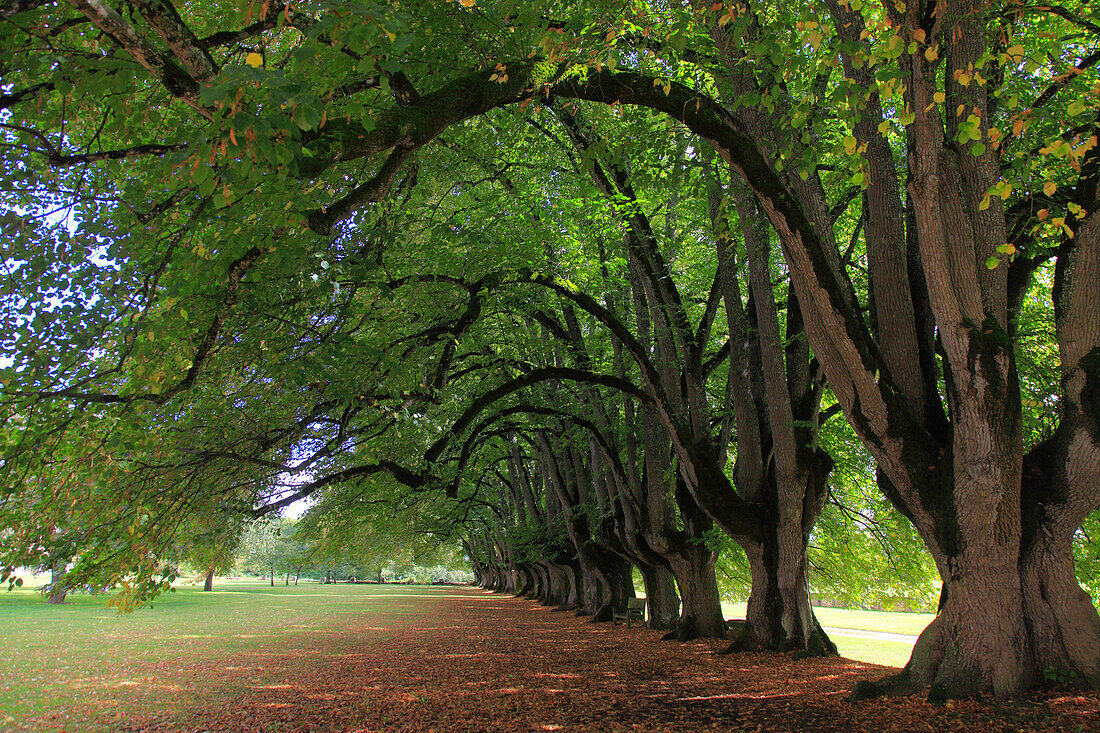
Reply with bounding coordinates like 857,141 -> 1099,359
236,519 -> 294,586
181,512 -> 242,591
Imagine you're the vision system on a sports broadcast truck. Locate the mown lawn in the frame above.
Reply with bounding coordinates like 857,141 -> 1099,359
0,579 -> 456,730
721,602 -> 930,667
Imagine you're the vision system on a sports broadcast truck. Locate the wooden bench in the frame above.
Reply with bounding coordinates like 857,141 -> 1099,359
612,597 -> 647,628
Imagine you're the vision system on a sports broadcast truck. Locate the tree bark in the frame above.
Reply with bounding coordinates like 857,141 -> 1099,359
640,564 -> 680,631
203,568 -> 214,592
665,542 -> 726,641
727,531 -> 836,657
1021,533 -> 1100,688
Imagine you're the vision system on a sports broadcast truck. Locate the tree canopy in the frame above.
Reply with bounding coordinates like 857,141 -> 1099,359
2,0 -> 1099,702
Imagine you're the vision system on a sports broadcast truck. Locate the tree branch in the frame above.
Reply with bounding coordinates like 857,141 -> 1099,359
67,0 -> 210,117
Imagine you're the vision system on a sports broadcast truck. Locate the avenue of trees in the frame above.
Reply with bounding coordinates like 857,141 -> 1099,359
1,0 -> 1098,703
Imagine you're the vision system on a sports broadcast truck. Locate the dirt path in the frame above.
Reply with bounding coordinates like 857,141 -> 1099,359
124,587 -> 1095,732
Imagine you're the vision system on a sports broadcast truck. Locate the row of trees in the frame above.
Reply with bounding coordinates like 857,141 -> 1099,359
1,0 -> 1098,702
34,511 -> 472,599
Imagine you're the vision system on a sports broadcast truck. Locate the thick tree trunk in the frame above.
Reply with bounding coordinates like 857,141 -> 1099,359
203,569 -> 214,592
859,490 -> 1100,701
641,564 -> 680,631
727,457 -> 836,657
665,544 -> 726,640
512,565 -> 531,597
604,555 -> 636,616
543,563 -> 569,607
726,537 -> 835,656
587,551 -> 634,622
1020,534 -> 1100,688
559,562 -> 581,611
531,563 -> 551,603
854,547 -> 1033,702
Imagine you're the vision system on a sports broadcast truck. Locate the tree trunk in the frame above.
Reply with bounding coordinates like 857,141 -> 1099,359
203,569 -> 214,592
641,564 -> 680,631
726,456 -> 836,657
727,535 -> 835,657
665,544 -> 726,640
512,565 -> 533,597
559,562 -> 581,611
854,548 -> 1031,702
604,554 -> 636,617
544,563 -> 567,607
585,551 -> 633,622
46,561 -> 68,605
1020,533 -> 1100,688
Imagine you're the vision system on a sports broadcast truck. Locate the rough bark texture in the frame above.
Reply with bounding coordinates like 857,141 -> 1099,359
640,564 -> 680,631
665,543 -> 725,641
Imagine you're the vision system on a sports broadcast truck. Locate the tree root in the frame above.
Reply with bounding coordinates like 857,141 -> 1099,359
850,668 -> 922,702
719,620 -> 754,654
792,626 -> 838,660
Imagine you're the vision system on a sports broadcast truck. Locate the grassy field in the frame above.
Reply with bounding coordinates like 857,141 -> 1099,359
0,579 -> 457,730
721,602 -> 929,667
1,579 -> 933,729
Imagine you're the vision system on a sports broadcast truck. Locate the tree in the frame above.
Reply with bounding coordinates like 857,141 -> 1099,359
236,519 -> 294,586
2,0 -> 1097,701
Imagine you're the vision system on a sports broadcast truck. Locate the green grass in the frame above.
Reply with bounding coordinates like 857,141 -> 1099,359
722,601 -> 934,636
0,579 -> 458,731
825,636 -> 916,667
722,601 -> 931,667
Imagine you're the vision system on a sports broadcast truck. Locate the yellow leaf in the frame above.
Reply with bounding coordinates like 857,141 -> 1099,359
1043,181 -> 1057,196
459,0 -> 475,6
933,91 -> 945,104
245,52 -> 263,67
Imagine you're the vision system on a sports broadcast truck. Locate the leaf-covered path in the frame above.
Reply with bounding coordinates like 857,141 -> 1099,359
79,585 -> 1089,733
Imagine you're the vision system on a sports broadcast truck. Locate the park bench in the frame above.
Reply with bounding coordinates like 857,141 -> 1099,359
613,597 -> 647,628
